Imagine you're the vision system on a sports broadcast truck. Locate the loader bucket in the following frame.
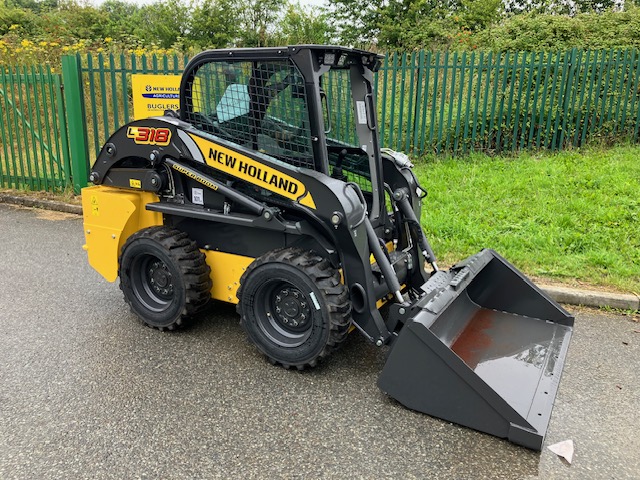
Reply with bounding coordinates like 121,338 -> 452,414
378,249 -> 574,450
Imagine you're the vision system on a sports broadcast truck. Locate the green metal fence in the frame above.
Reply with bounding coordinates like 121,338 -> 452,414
79,53 -> 190,161
2,48 -> 640,194
376,48 -> 640,154
0,65 -> 71,191
75,48 -> 640,162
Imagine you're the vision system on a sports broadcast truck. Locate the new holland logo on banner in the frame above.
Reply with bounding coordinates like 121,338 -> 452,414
131,74 -> 181,119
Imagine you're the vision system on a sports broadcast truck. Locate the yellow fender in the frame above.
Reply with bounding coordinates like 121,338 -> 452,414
81,186 -> 162,282
81,185 -> 254,305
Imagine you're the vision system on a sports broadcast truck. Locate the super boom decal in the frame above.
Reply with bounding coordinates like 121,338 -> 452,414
187,133 -> 316,209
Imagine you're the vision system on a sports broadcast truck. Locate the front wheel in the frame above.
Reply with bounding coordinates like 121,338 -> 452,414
119,226 -> 212,330
237,248 -> 351,369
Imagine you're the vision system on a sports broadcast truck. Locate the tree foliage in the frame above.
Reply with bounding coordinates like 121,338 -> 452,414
328,0 -> 637,51
273,2 -> 333,45
133,0 -> 190,49
236,0 -> 287,47
189,0 -> 240,49
326,0 -> 381,46
476,7 -> 640,51
0,0 -> 330,64
2,0 -> 640,65
503,0 -> 619,16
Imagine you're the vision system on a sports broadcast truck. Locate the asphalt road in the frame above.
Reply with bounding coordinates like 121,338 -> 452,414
1,203 -> 639,479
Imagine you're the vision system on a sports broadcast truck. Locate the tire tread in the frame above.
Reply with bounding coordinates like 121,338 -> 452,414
237,247 -> 351,369
119,226 -> 212,330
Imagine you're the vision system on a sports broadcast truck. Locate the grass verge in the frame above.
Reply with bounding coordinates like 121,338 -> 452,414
0,187 -> 81,205
414,145 -> 640,293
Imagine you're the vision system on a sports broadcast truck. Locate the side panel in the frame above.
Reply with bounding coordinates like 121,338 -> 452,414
81,185 -> 162,282
205,250 -> 254,303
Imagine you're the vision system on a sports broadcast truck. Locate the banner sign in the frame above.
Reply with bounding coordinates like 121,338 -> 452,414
131,74 -> 181,119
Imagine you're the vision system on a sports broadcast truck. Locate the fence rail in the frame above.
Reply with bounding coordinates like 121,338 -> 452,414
2,48 -> 640,193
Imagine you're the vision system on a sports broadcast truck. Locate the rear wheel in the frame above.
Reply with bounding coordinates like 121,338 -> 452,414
119,226 -> 212,330
237,247 -> 351,369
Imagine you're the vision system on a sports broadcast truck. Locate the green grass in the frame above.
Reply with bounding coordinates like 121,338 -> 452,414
414,145 -> 640,293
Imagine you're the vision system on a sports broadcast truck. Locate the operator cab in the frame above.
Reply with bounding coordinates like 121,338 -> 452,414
179,46 -> 386,224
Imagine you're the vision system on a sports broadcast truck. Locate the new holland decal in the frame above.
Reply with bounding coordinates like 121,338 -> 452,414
188,133 -> 316,209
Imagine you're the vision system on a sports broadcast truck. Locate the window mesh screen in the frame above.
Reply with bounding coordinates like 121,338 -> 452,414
324,70 -> 359,147
323,70 -> 372,193
184,60 -> 314,169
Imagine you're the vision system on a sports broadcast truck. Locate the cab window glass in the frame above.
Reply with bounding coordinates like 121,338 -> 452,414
185,60 -> 314,169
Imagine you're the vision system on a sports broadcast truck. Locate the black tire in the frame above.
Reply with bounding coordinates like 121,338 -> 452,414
237,247 -> 351,369
119,226 -> 212,330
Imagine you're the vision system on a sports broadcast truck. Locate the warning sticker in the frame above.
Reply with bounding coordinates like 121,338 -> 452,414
192,187 -> 204,205
90,195 -> 99,216
356,101 -> 367,124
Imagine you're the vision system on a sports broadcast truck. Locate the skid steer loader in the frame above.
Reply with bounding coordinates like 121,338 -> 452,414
82,45 -> 574,450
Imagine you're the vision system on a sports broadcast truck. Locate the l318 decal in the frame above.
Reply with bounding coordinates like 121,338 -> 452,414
127,126 -> 172,146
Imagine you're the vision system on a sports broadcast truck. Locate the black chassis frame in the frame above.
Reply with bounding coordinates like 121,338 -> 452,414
90,46 -> 430,346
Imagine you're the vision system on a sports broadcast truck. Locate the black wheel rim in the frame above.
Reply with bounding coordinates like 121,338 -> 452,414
130,254 -> 175,313
255,279 -> 314,348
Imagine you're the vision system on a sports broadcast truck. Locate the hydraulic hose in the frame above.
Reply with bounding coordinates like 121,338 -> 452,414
348,181 -> 403,303
393,188 -> 439,272
364,217 -> 404,304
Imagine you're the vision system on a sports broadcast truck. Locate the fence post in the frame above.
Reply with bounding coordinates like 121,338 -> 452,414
53,73 -> 73,189
61,55 -> 89,194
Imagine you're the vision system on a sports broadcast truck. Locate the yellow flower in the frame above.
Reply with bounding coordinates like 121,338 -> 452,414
62,46 -> 71,52
9,24 -> 19,31
39,41 -> 48,47
105,37 -> 113,43
21,39 -> 32,47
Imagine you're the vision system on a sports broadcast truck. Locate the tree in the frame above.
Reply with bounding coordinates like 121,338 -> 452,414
503,0 -> 618,16
0,7 -> 37,36
189,0 -> 240,48
460,0 -> 502,31
5,0 -> 58,13
377,0 -> 462,49
134,0 -> 191,49
53,1 -> 109,40
237,0 -> 287,47
274,2 -> 333,45
326,0 -> 381,47
99,0 -> 143,42
573,0 -> 618,13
